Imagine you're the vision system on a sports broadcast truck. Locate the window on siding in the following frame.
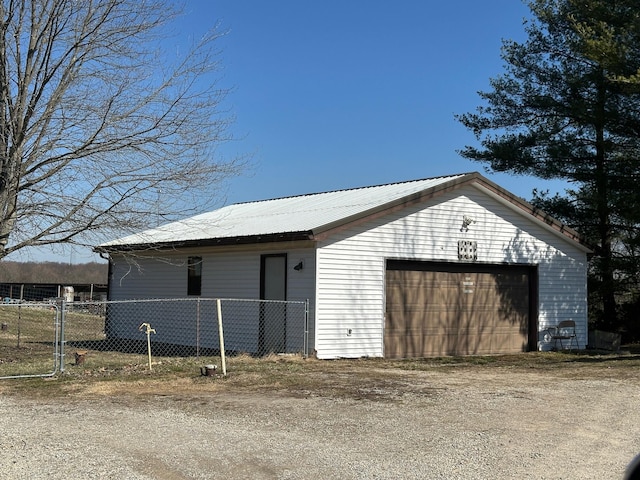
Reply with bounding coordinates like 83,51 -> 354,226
187,256 -> 202,296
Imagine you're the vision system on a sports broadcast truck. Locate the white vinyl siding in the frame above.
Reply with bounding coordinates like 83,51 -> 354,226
204,253 -> 261,299
314,185 -> 588,359
110,247 -> 315,301
109,255 -> 188,299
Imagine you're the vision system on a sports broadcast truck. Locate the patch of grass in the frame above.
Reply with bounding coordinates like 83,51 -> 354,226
3,350 -> 640,400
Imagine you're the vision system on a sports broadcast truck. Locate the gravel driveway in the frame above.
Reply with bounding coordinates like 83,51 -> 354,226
1,363 -> 639,479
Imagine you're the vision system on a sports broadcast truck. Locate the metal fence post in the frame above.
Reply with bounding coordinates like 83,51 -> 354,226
53,302 -> 60,373
59,299 -> 66,373
216,298 -> 227,376
196,297 -> 201,358
304,299 -> 309,358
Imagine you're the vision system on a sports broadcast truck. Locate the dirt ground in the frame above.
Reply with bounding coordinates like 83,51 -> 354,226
1,355 -> 640,479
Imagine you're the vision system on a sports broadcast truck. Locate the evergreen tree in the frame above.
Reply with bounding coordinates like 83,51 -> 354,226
457,0 -> 640,332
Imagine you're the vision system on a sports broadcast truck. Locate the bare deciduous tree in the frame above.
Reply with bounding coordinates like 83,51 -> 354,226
0,0 -> 243,260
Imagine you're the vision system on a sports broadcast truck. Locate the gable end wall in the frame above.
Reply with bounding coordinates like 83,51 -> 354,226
314,186 -> 588,359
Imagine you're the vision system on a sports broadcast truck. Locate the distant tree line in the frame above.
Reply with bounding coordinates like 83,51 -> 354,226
0,261 -> 108,284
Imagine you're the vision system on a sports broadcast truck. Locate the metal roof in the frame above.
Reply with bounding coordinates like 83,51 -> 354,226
98,172 -> 591,252
100,173 -> 470,248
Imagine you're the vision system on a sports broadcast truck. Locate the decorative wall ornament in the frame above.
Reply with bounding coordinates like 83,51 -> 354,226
460,215 -> 476,232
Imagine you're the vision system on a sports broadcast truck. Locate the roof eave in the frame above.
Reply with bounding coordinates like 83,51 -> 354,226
469,178 -> 593,253
95,231 -> 315,255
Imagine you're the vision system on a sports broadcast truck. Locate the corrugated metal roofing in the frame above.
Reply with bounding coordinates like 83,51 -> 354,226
101,173 -> 470,247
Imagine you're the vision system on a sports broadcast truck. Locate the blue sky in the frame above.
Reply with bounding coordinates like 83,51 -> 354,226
12,0 -> 569,263
201,0 -> 565,202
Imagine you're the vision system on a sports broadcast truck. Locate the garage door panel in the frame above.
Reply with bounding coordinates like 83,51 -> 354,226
385,333 -> 425,359
386,309 -> 424,331
385,263 -> 532,358
405,335 -> 424,358
384,334 -> 404,359
423,334 -> 458,357
457,333 -> 482,355
423,323 -> 456,337
492,333 -> 526,353
490,332 -> 527,353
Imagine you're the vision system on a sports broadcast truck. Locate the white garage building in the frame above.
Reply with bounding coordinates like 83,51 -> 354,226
98,172 -> 590,359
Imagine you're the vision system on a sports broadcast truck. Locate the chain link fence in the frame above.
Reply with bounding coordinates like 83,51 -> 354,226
0,298 -> 308,379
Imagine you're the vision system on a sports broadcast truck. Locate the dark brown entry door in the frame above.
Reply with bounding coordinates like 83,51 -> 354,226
385,262 -> 533,358
260,254 -> 287,354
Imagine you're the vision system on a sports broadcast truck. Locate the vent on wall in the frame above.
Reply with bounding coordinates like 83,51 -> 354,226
458,240 -> 477,261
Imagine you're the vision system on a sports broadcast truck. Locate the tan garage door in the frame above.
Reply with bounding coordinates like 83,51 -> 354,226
385,262 -> 533,358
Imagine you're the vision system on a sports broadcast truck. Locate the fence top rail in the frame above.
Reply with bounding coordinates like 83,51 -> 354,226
70,297 -> 308,305
0,301 -> 59,309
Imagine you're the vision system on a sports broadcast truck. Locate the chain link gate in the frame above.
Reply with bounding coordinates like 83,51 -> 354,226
0,301 -> 63,379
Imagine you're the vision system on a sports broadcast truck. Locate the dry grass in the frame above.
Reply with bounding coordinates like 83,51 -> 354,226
2,348 -> 640,402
